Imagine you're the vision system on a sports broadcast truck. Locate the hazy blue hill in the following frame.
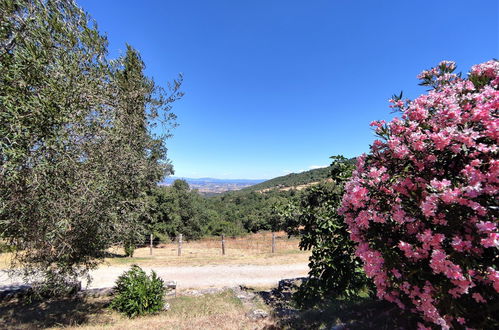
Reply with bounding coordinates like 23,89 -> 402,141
161,177 -> 265,185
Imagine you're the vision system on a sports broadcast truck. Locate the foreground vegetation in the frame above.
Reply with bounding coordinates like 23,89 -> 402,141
0,290 -> 269,330
0,285 -> 418,330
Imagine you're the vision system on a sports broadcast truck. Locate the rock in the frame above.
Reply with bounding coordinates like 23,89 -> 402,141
199,287 -> 223,295
277,277 -> 306,292
232,285 -> 256,301
248,309 -> 269,320
183,289 -> 202,297
162,302 -> 170,311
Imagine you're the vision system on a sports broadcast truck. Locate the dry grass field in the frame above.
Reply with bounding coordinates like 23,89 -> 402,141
0,232 -> 310,270
103,232 -> 310,268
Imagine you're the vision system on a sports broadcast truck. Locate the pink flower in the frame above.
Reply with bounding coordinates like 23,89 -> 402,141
451,236 -> 472,252
430,178 -> 451,191
417,323 -> 432,330
440,188 -> 460,204
487,267 -> 499,293
391,268 -> 402,279
476,221 -> 497,232
480,233 -> 499,248
421,195 -> 438,217
472,292 -> 486,303
431,132 -> 452,150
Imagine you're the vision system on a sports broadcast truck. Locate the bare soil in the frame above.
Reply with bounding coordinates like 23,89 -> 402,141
0,263 -> 309,291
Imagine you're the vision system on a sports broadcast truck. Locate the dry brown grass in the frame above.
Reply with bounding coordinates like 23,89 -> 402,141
0,252 -> 11,269
70,290 -> 273,330
104,232 -> 309,267
0,289 -> 274,329
0,232 -> 310,269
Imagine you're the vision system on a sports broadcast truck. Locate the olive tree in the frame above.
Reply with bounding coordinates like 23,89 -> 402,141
0,0 -> 181,295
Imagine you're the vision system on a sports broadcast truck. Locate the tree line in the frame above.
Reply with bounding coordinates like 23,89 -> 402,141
142,179 -> 296,244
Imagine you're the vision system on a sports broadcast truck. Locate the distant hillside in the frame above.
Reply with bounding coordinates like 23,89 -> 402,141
243,166 -> 332,192
161,177 -> 264,185
243,157 -> 357,192
160,177 -> 265,194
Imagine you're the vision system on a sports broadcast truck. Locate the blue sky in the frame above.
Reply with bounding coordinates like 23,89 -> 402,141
80,0 -> 498,179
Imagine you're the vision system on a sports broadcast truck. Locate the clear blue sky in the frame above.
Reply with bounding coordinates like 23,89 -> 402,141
80,0 -> 498,179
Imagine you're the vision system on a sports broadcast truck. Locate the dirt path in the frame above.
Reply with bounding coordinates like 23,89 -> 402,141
0,263 -> 308,291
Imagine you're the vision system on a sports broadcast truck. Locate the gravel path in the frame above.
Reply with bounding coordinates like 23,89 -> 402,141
0,263 -> 308,291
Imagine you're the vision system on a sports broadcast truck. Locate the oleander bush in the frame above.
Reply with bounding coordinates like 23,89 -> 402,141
110,265 -> 166,318
340,60 -> 499,329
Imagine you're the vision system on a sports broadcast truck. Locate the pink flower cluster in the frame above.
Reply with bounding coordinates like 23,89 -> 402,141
340,60 -> 499,329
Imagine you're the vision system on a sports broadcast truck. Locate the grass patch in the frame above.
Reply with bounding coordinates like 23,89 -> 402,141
102,246 -> 310,268
1,245 -> 310,269
0,289 -> 274,330
76,290 -> 272,330
169,290 -> 244,317
1,232 -> 309,270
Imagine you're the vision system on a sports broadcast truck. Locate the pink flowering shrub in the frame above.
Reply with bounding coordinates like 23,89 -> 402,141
340,60 -> 499,329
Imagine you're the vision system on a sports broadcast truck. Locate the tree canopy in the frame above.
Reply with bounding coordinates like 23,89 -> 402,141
0,0 -> 181,294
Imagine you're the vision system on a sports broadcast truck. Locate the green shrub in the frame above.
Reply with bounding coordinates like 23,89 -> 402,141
110,265 -> 166,317
278,156 -> 372,307
0,241 -> 15,253
123,241 -> 136,257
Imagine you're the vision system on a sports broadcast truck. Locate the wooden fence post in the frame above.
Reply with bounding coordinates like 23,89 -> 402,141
272,232 -> 276,253
149,233 -> 153,256
221,234 -> 225,255
177,234 -> 182,256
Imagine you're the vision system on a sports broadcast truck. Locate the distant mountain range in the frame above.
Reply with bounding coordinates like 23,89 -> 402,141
161,177 -> 265,185
160,177 -> 266,195
160,158 -> 356,196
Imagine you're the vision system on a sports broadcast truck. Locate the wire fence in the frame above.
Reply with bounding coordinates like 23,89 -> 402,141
139,231 -> 301,257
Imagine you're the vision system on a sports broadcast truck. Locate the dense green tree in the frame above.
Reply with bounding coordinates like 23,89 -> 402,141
149,180 -> 205,240
109,45 -> 181,256
278,156 -> 372,307
0,0 -> 181,293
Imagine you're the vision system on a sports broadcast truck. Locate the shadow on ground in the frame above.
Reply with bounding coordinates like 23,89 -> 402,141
0,296 -> 112,329
101,251 -> 127,259
256,278 -> 419,330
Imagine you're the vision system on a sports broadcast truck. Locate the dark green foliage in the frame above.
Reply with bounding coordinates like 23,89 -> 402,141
279,156 -> 372,307
244,167 -> 333,192
109,45 -> 181,255
148,180 -> 296,239
148,180 -> 206,240
123,241 -> 136,258
25,272 -> 82,303
145,159 -> 357,240
110,265 -> 166,318
0,0 -> 181,293
206,189 -> 295,234
0,241 -> 15,253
